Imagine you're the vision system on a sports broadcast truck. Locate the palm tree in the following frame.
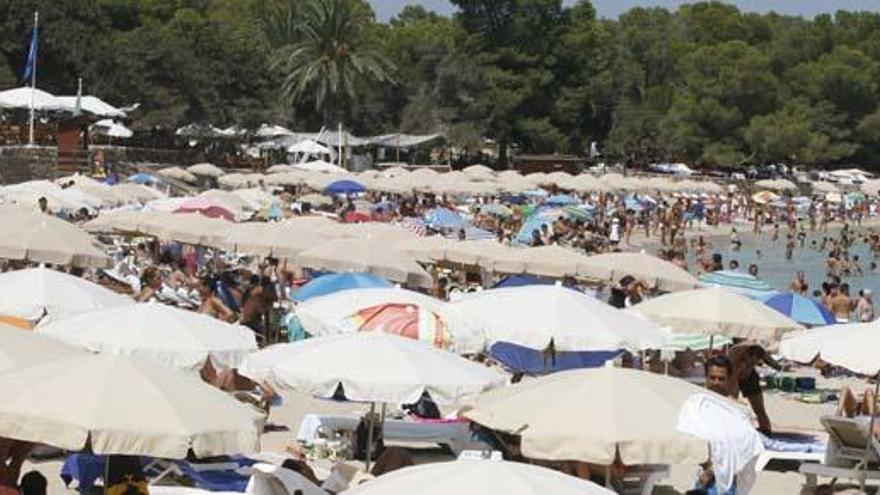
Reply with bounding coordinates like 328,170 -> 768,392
274,0 -> 394,123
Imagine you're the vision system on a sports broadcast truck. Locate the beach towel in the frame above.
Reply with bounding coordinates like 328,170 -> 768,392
677,394 -> 764,494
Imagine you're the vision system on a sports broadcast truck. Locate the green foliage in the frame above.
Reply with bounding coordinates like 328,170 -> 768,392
6,1 -> 880,166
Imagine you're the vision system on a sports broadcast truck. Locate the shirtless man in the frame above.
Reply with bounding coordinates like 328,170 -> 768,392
790,271 -> 808,295
829,284 -> 853,323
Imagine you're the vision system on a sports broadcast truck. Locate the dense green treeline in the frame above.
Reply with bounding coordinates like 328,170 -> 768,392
4,0 -> 880,167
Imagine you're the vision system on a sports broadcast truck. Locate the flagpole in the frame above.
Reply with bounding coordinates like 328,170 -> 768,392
28,11 -> 39,146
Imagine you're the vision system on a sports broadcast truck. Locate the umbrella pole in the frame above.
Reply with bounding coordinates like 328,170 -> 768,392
365,402 -> 376,473
860,374 -> 880,491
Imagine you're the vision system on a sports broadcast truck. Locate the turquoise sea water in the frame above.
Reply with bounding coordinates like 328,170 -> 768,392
684,230 -> 880,298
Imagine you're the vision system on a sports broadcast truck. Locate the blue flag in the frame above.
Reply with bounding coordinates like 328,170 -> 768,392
22,20 -> 38,84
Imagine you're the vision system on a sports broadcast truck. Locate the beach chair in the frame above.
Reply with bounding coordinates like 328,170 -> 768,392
616,464 -> 670,495
755,432 -> 826,471
799,415 -> 880,490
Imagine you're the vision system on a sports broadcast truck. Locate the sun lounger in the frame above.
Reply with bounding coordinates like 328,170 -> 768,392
296,413 -> 485,454
756,432 -> 826,471
799,415 -> 880,490
617,464 -> 670,495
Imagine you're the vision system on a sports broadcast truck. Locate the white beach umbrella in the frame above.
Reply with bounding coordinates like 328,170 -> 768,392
0,324 -> 83,374
577,252 -> 701,292
112,183 -> 166,203
493,245 -> 591,278
139,212 -> 232,245
295,160 -> 346,174
37,302 -> 257,371
295,287 -> 486,354
240,332 -> 504,405
343,459 -> 615,495
0,211 -> 110,268
288,139 -> 330,155
297,237 -> 433,289
780,322 -> 880,376
266,164 -> 297,174
90,119 -> 133,138
453,285 -> 671,351
57,96 -> 126,118
632,287 -> 803,343
187,163 -> 226,178
0,353 -> 261,458
0,267 -> 132,322
463,367 -> 709,465
157,166 -> 198,183
0,87 -> 68,111
214,222 -> 332,258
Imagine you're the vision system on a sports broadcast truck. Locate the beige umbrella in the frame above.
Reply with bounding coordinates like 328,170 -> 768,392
157,166 -> 197,183
138,212 -> 232,245
187,163 -> 226,178
297,238 -> 433,288
546,171 -> 573,185
395,236 -> 458,263
632,287 -> 803,343
343,459 -> 615,495
218,173 -> 265,190
83,210 -> 154,234
444,240 -> 519,270
463,367 -> 709,465
0,324 -> 83,374
811,181 -> 839,194
0,353 -> 261,458
112,183 -> 166,203
494,245 -> 590,278
462,164 -> 495,179
264,172 -> 306,187
755,178 -> 797,191
577,252 -> 700,292
0,211 -> 110,268
214,222 -> 332,258
266,164 -> 296,174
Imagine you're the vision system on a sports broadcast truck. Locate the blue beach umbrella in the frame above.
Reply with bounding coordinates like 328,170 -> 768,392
758,292 -> 836,326
324,180 -> 365,195
127,173 -> 163,185
424,207 -> 467,230
292,272 -> 393,302
545,194 -> 578,206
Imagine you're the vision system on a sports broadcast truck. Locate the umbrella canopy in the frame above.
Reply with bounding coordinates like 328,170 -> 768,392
578,252 -> 700,292
57,96 -> 126,118
175,196 -> 237,221
36,302 -> 257,371
139,212 -> 231,244
212,222 -> 331,258
292,273 -> 393,302
91,119 -> 133,138
82,210 -> 154,234
780,322 -> 880,375
0,87 -> 68,111
0,324 -> 83,374
187,163 -> 226,178
453,285 -> 671,351
0,354 -> 261,458
127,173 -> 162,185
343,459 -> 614,495
699,270 -> 776,297
494,245 -> 590,278
632,287 -> 803,343
295,160 -> 346,174
463,367 -> 709,465
113,183 -> 166,203
297,238 -> 433,289
288,139 -> 330,154
342,303 -> 454,350
758,292 -> 836,326
0,267 -> 132,322
240,332 -> 504,405
295,287 -> 486,354
424,207 -> 468,230
0,211 -> 110,268
266,164 -> 297,174
157,166 -> 197,183
324,179 -> 365,195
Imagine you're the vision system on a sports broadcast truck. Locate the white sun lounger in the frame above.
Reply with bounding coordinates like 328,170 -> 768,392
296,413 -> 480,454
800,415 -> 880,490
